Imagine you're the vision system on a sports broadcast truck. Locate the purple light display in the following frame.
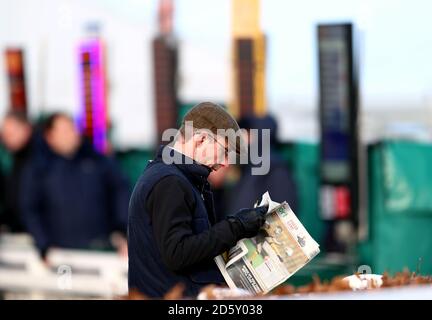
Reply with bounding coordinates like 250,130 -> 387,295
78,39 -> 108,154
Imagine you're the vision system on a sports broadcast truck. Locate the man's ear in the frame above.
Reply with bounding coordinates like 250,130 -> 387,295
194,130 -> 207,146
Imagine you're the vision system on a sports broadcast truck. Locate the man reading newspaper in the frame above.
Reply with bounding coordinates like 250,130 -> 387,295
216,192 -> 320,295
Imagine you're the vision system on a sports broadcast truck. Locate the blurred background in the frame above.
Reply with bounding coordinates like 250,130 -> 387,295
0,0 -> 432,299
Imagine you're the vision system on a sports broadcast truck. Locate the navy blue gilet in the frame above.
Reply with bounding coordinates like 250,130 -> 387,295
127,146 -> 224,298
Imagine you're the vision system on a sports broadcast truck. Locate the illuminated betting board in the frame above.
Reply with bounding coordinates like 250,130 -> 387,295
235,38 -> 255,117
153,36 -> 178,144
233,36 -> 266,119
318,23 -> 358,221
5,49 -> 27,113
78,39 -> 108,154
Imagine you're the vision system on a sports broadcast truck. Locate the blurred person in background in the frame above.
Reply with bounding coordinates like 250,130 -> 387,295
19,113 -> 129,260
227,114 -> 298,213
128,102 -> 268,298
0,111 -> 34,233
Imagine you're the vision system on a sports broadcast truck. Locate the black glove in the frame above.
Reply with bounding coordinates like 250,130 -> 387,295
228,205 -> 269,239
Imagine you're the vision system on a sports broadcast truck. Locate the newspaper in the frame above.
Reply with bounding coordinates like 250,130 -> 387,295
215,192 -> 320,294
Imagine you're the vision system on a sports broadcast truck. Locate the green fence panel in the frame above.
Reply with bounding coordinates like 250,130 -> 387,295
360,141 -> 432,275
290,142 -> 325,245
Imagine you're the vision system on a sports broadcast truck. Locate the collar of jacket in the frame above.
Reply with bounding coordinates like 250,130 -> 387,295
40,138 -> 98,162
155,145 -> 211,190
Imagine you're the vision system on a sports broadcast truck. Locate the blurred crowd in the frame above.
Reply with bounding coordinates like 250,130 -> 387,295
0,110 -> 298,262
0,111 -> 130,260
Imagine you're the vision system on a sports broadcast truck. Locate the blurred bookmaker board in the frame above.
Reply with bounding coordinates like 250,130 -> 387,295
0,234 -> 127,299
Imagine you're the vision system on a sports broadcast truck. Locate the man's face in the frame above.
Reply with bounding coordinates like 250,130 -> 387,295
1,116 -> 32,152
45,116 -> 81,158
193,132 -> 229,171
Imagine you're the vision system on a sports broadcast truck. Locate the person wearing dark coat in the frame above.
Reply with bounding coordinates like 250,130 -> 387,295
128,102 -> 268,298
19,113 -> 130,259
227,114 -> 298,214
0,111 -> 33,232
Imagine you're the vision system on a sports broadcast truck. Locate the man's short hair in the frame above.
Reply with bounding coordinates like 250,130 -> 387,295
42,112 -> 72,134
4,110 -> 30,126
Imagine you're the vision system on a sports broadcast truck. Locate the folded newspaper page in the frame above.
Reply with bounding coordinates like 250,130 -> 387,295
215,192 -> 320,294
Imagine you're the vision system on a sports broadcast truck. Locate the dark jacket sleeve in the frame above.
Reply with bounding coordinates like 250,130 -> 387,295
147,175 -> 242,272
19,163 -> 50,255
104,158 -> 130,234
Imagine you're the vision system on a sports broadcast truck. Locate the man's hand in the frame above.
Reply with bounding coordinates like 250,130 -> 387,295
39,246 -> 51,267
111,232 -> 128,258
229,205 -> 269,239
